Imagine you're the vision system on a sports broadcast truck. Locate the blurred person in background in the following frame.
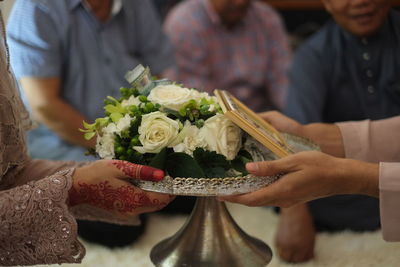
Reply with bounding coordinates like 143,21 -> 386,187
281,0 -> 400,263
164,0 -> 290,112
6,0 -> 193,249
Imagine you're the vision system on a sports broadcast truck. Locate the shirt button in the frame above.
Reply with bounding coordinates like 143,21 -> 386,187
366,70 -> 373,77
361,38 -> 368,45
363,53 -> 370,61
367,86 -> 375,94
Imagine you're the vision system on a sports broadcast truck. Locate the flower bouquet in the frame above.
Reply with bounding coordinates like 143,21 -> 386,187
81,65 -> 279,195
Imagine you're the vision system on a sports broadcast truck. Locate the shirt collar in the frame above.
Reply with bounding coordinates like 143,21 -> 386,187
69,0 -> 123,16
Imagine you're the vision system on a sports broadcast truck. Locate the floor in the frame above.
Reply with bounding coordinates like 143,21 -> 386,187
37,203 -> 400,267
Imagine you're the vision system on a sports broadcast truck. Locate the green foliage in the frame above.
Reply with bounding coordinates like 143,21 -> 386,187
231,150 -> 253,175
79,117 -> 109,140
193,148 -> 230,178
166,152 -> 205,178
149,147 -> 167,169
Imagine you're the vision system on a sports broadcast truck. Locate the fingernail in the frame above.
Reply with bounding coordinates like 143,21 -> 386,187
152,169 -> 165,181
246,162 -> 259,173
140,166 -> 165,182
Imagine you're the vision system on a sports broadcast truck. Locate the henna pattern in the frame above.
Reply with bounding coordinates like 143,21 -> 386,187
69,181 -> 168,213
111,160 -> 164,181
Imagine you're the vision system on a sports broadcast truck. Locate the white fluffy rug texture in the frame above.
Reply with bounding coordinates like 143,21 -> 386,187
37,203 -> 400,267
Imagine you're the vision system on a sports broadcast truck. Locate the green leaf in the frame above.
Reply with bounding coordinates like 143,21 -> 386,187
127,152 -> 146,165
231,150 -> 253,175
193,148 -> 230,178
149,147 -> 167,170
84,132 -> 96,140
105,104 -> 125,114
95,117 -> 109,127
82,120 -> 96,130
166,152 -> 205,178
110,112 -> 123,122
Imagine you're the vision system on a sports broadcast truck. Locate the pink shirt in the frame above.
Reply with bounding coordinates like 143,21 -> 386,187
164,0 -> 290,112
337,116 -> 400,241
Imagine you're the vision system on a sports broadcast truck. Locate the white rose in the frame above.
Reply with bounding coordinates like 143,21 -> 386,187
148,84 -> 197,111
134,111 -> 180,153
173,121 -> 207,155
121,95 -> 141,108
96,133 -> 115,159
199,114 -> 242,160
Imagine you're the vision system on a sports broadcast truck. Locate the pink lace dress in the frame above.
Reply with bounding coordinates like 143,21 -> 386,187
0,13 -> 138,265
0,15 -> 88,264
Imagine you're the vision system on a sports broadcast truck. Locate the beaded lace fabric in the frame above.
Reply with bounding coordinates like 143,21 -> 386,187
0,11 -> 85,265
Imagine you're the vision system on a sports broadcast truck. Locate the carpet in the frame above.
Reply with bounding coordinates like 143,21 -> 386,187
37,203 -> 400,267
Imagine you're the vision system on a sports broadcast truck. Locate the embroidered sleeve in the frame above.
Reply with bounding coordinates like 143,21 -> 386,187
0,169 -> 85,266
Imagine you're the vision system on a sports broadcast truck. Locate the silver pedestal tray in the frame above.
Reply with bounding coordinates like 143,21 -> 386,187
150,197 -> 272,267
132,134 -> 319,267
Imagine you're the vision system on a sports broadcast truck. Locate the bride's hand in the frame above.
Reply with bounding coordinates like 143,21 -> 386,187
69,160 -> 174,219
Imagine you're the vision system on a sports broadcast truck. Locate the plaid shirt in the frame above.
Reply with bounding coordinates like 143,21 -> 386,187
165,0 -> 290,111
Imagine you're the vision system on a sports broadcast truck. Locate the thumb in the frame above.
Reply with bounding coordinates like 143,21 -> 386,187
111,160 -> 165,182
246,159 -> 288,177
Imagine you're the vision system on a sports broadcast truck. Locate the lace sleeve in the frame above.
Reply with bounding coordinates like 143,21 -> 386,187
0,169 -> 85,266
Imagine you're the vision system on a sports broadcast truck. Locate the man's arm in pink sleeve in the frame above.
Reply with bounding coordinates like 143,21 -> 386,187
379,162 -> 400,241
336,115 -> 400,163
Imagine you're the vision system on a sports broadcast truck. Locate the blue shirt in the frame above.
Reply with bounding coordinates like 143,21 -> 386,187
7,0 -> 174,160
285,10 -> 400,231
286,10 -> 400,124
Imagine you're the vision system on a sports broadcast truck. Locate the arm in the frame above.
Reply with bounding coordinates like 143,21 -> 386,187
337,116 -> 400,162
7,1 -> 95,148
221,153 -> 400,241
234,112 -> 400,241
0,159 -> 171,265
260,111 -> 345,157
20,77 -> 95,148
380,162 -> 400,241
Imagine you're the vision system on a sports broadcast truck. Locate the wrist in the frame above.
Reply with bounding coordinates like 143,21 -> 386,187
340,159 -> 379,197
302,124 -> 345,157
68,167 -> 85,206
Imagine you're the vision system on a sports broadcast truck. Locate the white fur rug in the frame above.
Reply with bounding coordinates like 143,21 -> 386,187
37,203 -> 400,267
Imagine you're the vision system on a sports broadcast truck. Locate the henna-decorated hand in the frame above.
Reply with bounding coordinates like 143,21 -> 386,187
69,160 -> 174,218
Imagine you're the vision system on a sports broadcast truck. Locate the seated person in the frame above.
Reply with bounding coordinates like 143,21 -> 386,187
6,0 -> 195,248
164,0 -> 290,112
281,0 -> 400,263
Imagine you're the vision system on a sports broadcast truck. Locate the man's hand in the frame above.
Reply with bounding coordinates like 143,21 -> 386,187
69,160 -> 174,219
259,111 -> 303,135
219,151 -> 379,207
259,111 -> 345,157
